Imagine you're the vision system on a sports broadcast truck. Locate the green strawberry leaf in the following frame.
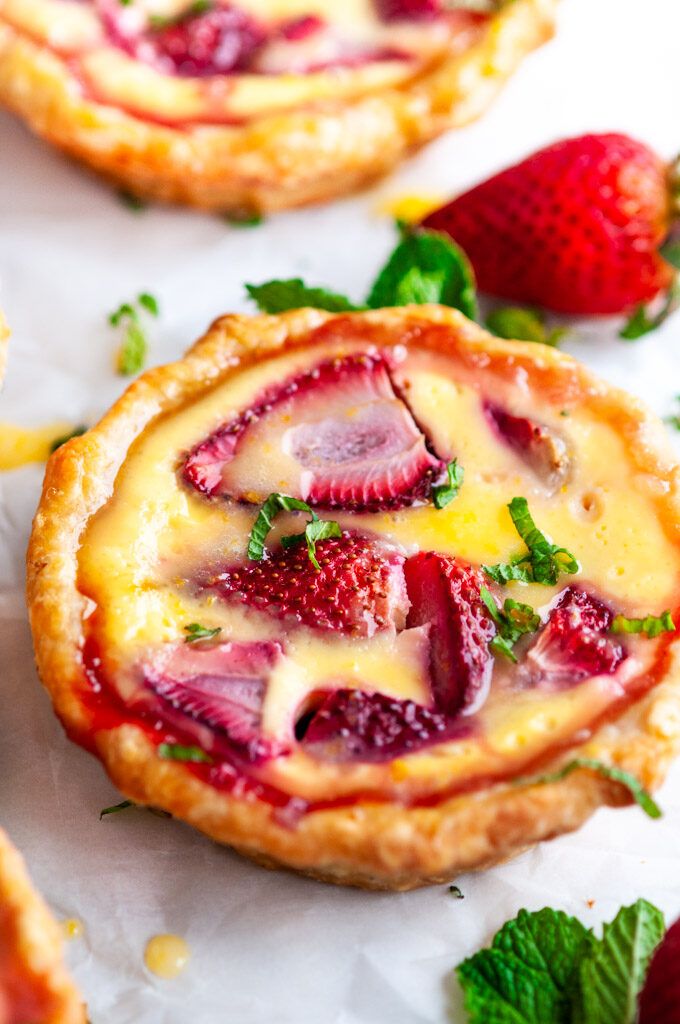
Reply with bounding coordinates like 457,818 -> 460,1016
245,279 -> 358,313
366,228 -> 477,318
620,279 -> 680,340
486,307 -> 566,347
576,900 -> 665,1024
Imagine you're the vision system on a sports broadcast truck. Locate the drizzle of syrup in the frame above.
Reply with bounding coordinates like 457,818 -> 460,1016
144,934 -> 191,979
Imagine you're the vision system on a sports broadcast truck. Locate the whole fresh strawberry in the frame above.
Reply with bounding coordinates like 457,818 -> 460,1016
422,133 -> 678,316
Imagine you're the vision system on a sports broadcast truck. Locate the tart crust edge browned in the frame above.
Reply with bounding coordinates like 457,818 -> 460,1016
0,0 -> 556,213
26,305 -> 680,890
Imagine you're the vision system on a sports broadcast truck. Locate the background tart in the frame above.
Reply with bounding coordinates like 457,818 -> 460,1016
27,305 -> 680,889
0,0 -> 556,212
0,828 -> 85,1024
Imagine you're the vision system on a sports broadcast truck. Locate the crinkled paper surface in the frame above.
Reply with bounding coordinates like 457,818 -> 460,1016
0,1 -> 679,1020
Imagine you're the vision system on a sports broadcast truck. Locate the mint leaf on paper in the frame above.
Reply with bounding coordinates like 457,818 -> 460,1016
457,907 -> 593,1023
486,306 -> 566,347
611,611 -> 675,639
484,497 -> 580,586
109,292 -> 160,376
432,459 -> 464,509
577,900 -> 665,1024
456,901 -> 666,1024
245,279 -> 358,314
366,228 -> 477,318
515,757 -> 661,820
157,743 -> 212,764
248,492 -> 340,569
49,425 -> 87,453
99,799 -> 134,819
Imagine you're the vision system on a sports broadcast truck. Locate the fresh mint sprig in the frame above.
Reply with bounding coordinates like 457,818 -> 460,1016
246,226 -> 477,319
457,900 -> 665,1024
610,611 -> 675,639
432,459 -> 464,509
484,496 -> 580,586
516,757 -> 661,819
183,623 -> 222,643
157,743 -> 212,764
480,586 -> 540,662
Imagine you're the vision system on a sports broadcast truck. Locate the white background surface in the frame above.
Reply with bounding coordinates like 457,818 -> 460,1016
1,1 -> 680,1020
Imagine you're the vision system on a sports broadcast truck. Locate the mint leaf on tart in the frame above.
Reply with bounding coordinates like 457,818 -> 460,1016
480,586 -> 540,663
366,228 -> 477,319
457,901 -> 666,1024
484,497 -> 580,586
610,611 -> 675,639
432,459 -> 464,509
245,279 -> 358,314
514,757 -> 661,820
183,623 -> 222,643
577,900 -> 665,1024
157,743 -> 212,764
248,492 -> 341,570
109,292 -> 160,376
486,306 -> 567,347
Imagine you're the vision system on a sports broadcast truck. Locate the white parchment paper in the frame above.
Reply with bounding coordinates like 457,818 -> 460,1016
1,1 -> 680,1020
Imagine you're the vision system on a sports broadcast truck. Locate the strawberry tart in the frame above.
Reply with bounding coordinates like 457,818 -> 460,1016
27,305 -> 680,889
0,829 -> 85,1021
0,0 -> 555,212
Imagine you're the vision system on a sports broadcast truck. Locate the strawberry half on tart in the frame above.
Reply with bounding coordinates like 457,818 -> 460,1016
0,0 -> 555,213
0,829 -> 85,1024
27,306 -> 680,889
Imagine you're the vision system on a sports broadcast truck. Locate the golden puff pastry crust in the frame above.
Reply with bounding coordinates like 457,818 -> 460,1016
0,0 -> 556,213
27,306 -> 680,890
0,828 -> 86,1024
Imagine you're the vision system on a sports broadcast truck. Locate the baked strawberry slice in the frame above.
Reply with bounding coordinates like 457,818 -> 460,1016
203,533 -> 409,637
638,915 -> 680,1024
484,402 -> 570,491
144,640 -> 283,763
404,553 -> 495,716
299,687 -> 466,762
183,353 -> 444,512
524,587 -> 625,687
147,5 -> 266,77
376,0 -> 442,20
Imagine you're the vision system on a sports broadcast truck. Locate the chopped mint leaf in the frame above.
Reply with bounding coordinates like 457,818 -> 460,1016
248,492 -> 340,569
484,496 -> 580,586
224,210 -> 263,228
458,906 -> 593,1024
245,279 -> 358,314
158,743 -> 212,764
448,884 -> 465,899
282,516 -> 342,571
456,901 -> 666,1024
611,611 -> 675,639
109,293 -> 159,376
117,189 -> 147,211
432,459 -> 464,509
516,757 -> 661,819
665,394 -> 680,431
486,306 -> 566,346
620,279 -> 680,340
149,0 -> 213,28
50,425 -> 87,453
366,228 -> 477,319
138,292 -> 160,317
117,319 -> 148,376
100,799 -> 134,819
577,900 -> 665,1024
481,586 -> 540,663
183,623 -> 222,643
